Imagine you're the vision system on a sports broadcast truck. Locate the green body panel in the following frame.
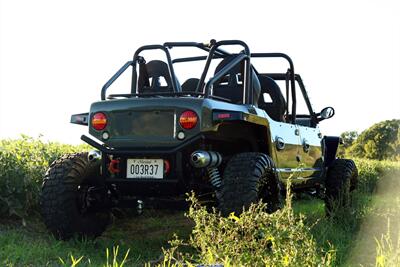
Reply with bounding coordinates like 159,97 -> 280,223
266,117 -> 323,183
89,97 -> 264,148
88,96 -> 324,186
298,125 -> 323,178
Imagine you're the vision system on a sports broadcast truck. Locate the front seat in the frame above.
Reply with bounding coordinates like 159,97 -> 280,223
257,75 -> 286,121
212,55 -> 260,105
138,60 -> 177,93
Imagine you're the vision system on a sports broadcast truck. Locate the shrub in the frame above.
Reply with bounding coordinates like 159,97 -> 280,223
0,136 -> 88,218
159,192 -> 334,266
157,159 -> 400,266
354,158 -> 400,194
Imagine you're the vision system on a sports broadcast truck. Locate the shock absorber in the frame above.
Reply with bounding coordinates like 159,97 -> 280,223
207,167 -> 222,190
190,150 -> 223,190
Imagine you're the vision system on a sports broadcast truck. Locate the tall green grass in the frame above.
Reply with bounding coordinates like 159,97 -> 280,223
374,216 -> 400,267
157,192 -> 335,266
59,246 -> 130,267
0,136 -> 88,218
154,159 -> 400,266
0,137 -> 399,266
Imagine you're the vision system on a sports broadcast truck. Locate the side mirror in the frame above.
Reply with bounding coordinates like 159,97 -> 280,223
319,107 -> 335,121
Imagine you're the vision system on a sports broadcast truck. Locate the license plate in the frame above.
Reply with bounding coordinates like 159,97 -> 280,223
126,159 -> 164,179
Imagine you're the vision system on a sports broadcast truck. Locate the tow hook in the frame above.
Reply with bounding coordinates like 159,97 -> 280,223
108,159 -> 120,174
137,200 -> 144,215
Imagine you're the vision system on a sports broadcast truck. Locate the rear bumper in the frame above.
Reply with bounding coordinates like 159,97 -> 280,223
81,134 -> 204,196
81,134 -> 203,156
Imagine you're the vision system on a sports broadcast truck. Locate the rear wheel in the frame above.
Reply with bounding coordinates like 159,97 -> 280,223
40,153 -> 111,240
325,159 -> 358,216
218,153 -> 281,216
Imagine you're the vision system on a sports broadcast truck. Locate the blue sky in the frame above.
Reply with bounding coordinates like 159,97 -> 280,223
0,0 -> 399,144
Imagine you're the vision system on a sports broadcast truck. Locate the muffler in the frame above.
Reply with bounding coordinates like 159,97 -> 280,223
190,150 -> 222,168
88,150 -> 101,162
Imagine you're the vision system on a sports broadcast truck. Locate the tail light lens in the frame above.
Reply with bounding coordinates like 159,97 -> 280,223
92,112 -> 107,131
179,110 -> 198,129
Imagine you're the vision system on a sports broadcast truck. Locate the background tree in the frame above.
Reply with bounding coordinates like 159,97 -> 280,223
337,131 -> 358,157
346,119 -> 399,160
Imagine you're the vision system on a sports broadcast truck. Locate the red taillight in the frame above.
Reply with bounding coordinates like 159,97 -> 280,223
92,112 -> 107,131
179,110 -> 198,130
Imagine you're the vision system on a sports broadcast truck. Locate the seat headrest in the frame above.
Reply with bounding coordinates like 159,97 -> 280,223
258,76 -> 283,102
214,55 -> 260,104
257,75 -> 286,121
181,78 -> 200,92
215,55 -> 242,74
138,60 -> 174,92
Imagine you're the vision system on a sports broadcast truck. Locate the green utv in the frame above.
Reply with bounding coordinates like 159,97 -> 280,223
40,40 -> 358,239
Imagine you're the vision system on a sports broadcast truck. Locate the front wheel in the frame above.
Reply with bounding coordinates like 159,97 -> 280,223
218,153 -> 281,216
324,159 -> 358,216
40,152 -> 111,240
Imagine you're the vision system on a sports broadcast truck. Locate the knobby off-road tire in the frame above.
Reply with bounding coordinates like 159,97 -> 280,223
40,152 -> 111,240
325,159 -> 358,216
218,153 -> 281,216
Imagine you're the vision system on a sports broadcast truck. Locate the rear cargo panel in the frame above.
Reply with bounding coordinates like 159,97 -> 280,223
88,97 -> 208,148
88,97 -> 253,148
109,110 -> 175,139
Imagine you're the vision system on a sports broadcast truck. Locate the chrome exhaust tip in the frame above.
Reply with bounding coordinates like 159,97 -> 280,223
190,150 -> 222,168
88,150 -> 101,162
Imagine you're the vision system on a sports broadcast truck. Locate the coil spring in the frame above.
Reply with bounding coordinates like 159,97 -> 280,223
207,167 -> 222,189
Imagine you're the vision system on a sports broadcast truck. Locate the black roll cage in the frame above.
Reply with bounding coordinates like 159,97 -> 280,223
100,40 -> 317,125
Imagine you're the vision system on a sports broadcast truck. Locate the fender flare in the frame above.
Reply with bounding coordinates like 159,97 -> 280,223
322,136 -> 340,167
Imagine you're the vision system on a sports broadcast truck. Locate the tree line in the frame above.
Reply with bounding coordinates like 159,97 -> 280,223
338,119 -> 399,161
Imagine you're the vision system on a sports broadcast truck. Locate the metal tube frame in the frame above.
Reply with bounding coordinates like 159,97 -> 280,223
99,40 -> 308,124
259,72 -> 317,125
130,44 -> 180,95
101,41 -> 228,100
101,61 -> 133,100
204,53 -> 250,103
251,53 -> 297,124
195,40 -> 251,104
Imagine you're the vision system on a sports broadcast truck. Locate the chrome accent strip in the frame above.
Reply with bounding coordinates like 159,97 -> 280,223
276,167 -> 322,173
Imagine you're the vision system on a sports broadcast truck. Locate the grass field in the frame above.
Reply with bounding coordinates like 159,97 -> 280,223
1,170 -> 399,266
0,210 -> 192,266
0,138 -> 399,266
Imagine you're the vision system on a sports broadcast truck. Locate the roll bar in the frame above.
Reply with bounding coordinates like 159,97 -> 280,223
99,40 -> 301,124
